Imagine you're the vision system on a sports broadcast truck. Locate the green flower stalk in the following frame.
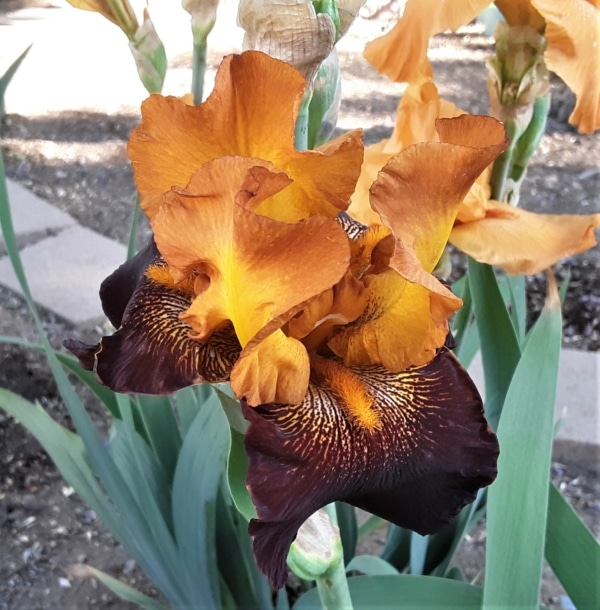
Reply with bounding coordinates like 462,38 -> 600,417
287,507 -> 353,610
487,22 -> 551,203
182,0 -> 220,104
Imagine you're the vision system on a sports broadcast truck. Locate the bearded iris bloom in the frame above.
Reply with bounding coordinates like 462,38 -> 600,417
66,51 -> 505,588
364,0 -> 600,134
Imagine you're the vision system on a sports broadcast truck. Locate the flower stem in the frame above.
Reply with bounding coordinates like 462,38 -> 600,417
509,94 -> 550,183
126,195 -> 141,259
294,87 -> 313,151
315,559 -> 354,610
490,95 -> 550,203
192,38 -> 208,104
489,118 -> 519,202
315,504 -> 354,610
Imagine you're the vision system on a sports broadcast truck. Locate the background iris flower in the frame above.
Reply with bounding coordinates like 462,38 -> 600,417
364,0 -> 600,133
348,78 -> 600,275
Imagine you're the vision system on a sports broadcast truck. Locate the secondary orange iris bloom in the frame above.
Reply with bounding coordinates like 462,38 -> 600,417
349,79 -> 600,275
66,0 -> 139,39
364,0 -> 600,134
66,51 -> 503,588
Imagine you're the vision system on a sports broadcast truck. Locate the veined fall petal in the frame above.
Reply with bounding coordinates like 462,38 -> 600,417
128,51 -> 363,221
244,351 -> 499,589
451,201 -> 600,274
151,156 -> 352,405
65,275 -> 241,394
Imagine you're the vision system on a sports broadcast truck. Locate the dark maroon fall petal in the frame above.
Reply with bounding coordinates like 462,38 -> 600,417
243,350 -> 498,589
65,277 -> 240,394
100,239 -> 160,328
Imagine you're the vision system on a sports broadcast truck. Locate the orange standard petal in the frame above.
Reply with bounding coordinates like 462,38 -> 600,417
329,269 -> 461,371
531,0 -> 600,133
151,156 -> 351,406
128,51 -> 364,221
349,80 -> 464,226
363,0 -> 492,83
331,115 -> 508,370
450,200 -> 600,274
372,115 -> 509,283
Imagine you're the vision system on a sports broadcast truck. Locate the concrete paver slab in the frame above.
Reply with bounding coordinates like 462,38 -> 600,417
468,350 -> 600,464
0,179 -> 76,251
0,224 -> 126,324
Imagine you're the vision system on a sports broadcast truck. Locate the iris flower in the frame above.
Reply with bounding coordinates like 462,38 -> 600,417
66,51 -> 504,588
364,0 -> 600,133
349,79 -> 600,275
66,0 -> 139,39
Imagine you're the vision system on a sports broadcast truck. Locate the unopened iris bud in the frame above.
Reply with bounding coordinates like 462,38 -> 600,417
486,22 -> 550,127
313,0 -> 341,39
287,509 -> 343,580
182,0 -> 219,44
239,0 -> 336,88
239,0 -> 362,88
129,10 -> 167,94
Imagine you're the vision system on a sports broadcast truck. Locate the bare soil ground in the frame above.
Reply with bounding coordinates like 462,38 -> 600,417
0,2 -> 599,609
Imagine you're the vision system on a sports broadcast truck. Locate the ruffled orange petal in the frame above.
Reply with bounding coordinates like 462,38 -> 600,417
456,168 -> 494,223
349,80 -> 464,226
128,51 -> 363,221
231,331 -> 310,406
151,156 -> 351,405
329,270 -> 460,371
450,201 -> 600,274
495,0 -> 545,30
372,115 -> 509,281
364,0 -> 491,83
531,0 -> 600,133
288,270 -> 368,351
332,116 -> 508,369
